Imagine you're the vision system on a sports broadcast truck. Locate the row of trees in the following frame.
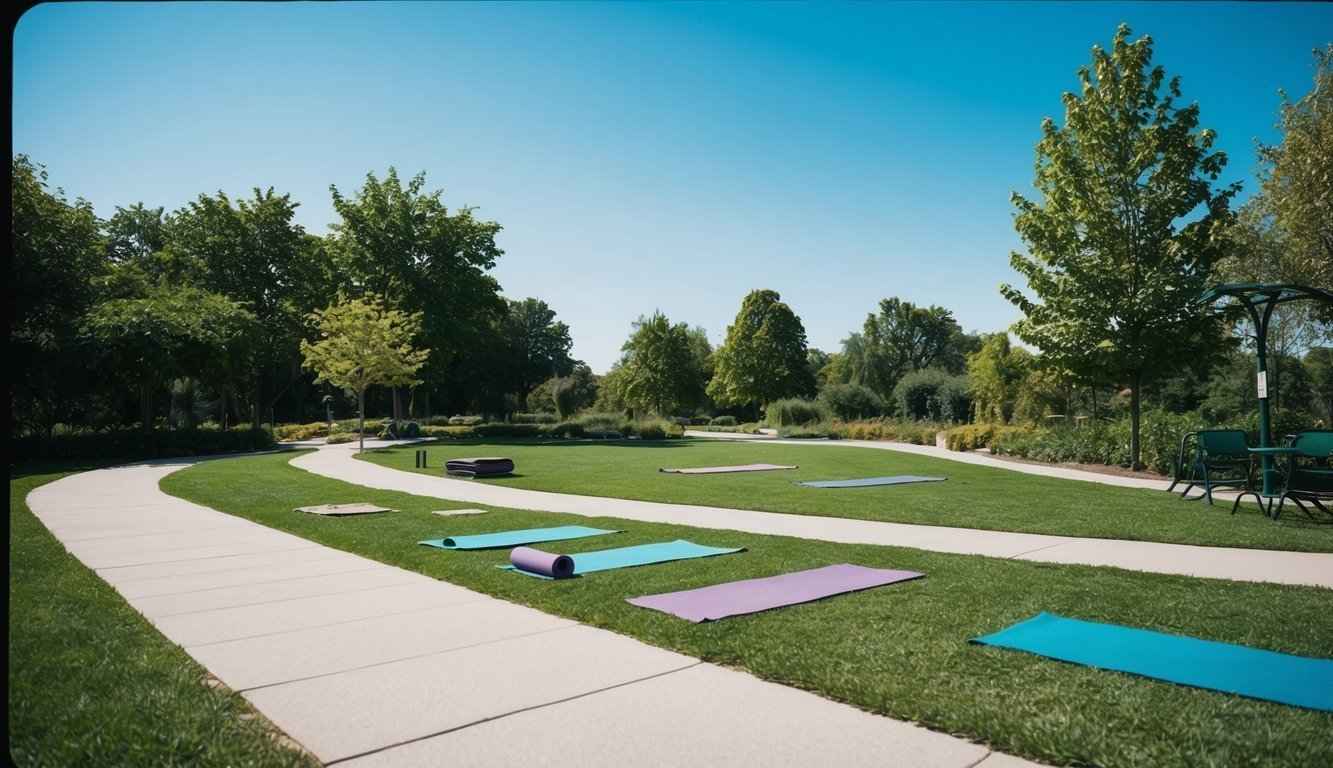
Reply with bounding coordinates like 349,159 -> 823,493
12,162 -> 581,437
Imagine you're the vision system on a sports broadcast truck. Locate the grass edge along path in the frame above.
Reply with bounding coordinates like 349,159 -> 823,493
162,451 -> 1333,768
359,439 -> 1333,553
8,465 -> 317,768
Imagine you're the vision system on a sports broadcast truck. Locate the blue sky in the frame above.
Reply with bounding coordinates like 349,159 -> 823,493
13,2 -> 1330,373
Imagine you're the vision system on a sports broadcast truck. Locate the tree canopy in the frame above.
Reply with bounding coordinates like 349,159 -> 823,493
613,311 -> 708,415
708,289 -> 814,412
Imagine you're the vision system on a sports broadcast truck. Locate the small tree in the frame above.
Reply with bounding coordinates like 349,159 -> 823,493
300,295 -> 429,453
708,289 -> 814,416
1001,25 -> 1235,468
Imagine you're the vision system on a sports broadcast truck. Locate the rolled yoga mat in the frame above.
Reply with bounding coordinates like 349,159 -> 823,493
659,464 -> 798,474
972,612 -> 1333,712
627,563 -> 924,622
509,546 -> 575,579
798,476 -> 946,488
500,539 -> 744,579
418,525 -> 621,550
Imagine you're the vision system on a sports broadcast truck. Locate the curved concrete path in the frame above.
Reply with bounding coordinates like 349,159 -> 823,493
292,442 -> 1333,589
26,459 -> 1036,768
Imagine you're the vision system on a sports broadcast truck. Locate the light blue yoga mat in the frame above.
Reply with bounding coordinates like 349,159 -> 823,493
798,476 -> 946,488
973,612 -> 1333,712
418,525 -> 621,550
501,539 -> 744,579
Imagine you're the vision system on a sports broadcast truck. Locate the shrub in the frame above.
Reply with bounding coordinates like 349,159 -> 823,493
935,376 -> 973,424
274,422 -> 328,442
447,415 -> 484,426
710,415 -> 737,427
11,426 -> 277,462
892,369 -> 970,422
325,432 -> 358,444
511,413 -> 558,425
690,415 -> 711,426
419,425 -> 478,438
474,424 -> 542,438
818,384 -> 886,421
765,398 -> 828,427
943,423 -> 1019,451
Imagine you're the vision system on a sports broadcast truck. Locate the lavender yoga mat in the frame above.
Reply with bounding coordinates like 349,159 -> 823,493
627,563 -> 924,622
659,463 -> 798,474
509,546 -> 575,579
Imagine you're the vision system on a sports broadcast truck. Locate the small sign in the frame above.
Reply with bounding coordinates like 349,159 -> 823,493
1257,371 -> 1268,399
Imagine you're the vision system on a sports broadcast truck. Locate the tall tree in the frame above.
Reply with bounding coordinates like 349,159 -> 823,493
500,297 -> 575,412
300,295 -> 429,453
613,311 -> 706,415
1001,25 -> 1235,468
82,286 -> 259,432
833,298 -> 963,398
11,155 -> 107,436
329,168 -> 505,421
708,289 -> 814,415
966,333 -> 1033,424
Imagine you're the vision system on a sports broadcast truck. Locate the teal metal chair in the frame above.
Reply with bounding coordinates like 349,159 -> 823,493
1180,429 -> 1255,509
1271,429 -> 1333,520
1167,431 -> 1199,494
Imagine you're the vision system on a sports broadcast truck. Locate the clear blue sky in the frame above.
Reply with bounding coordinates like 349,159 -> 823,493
13,2 -> 1330,373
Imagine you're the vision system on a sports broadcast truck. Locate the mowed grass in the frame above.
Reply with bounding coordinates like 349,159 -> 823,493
359,438 -> 1333,552
8,465 -> 316,768
162,451 -> 1333,768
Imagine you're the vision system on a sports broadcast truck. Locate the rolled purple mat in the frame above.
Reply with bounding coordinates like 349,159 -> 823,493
509,546 -> 575,579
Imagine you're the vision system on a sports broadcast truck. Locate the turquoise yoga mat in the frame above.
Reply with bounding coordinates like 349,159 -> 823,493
972,612 -> 1333,712
418,525 -> 621,550
501,539 -> 744,579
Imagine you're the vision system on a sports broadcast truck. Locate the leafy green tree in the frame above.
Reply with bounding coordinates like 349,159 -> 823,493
551,363 -> 599,419
613,311 -> 706,415
300,295 -> 429,453
1001,25 -> 1235,468
966,334 -> 1034,423
836,298 -> 964,398
82,286 -> 259,432
103,202 -> 168,264
171,188 -> 327,426
500,298 -> 575,411
329,168 -> 504,421
11,155 -> 108,436
708,290 -> 814,416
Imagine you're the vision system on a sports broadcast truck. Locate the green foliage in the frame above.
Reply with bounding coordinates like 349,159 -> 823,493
839,297 -> 964,398
966,334 -> 1033,423
991,410 -> 1209,475
1001,25 -> 1237,468
448,415 -> 485,426
708,290 -> 815,408
818,383 -> 886,421
613,311 -> 709,415
300,294 -> 429,452
943,423 -> 1020,452
498,297 -> 576,411
274,422 -> 329,441
511,413 -> 558,424
837,418 -> 943,445
325,432 -> 358,444
710,415 -> 738,426
765,398 -> 829,427
551,363 -> 599,419
1306,347 -> 1333,425
10,427 -> 276,463
892,369 -> 971,422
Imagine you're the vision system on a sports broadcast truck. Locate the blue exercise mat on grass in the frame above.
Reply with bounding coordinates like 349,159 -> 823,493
418,525 -> 621,550
972,612 -> 1333,711
500,539 -> 744,579
798,476 -> 946,488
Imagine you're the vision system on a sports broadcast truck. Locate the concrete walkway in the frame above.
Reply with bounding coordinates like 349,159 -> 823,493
291,443 -> 1333,589
26,459 -> 1036,768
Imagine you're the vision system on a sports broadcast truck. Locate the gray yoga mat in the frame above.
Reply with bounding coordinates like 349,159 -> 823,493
798,476 -> 946,488
659,463 -> 798,474
627,563 -> 924,622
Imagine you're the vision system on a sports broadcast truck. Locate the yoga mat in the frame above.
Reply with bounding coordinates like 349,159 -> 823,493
295,503 -> 394,516
627,563 -> 924,622
659,463 -> 798,474
510,546 -> 575,578
500,539 -> 744,579
798,476 -> 946,488
972,612 -> 1333,712
418,525 -> 621,550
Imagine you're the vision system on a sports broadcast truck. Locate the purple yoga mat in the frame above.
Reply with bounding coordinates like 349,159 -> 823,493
509,546 -> 575,579
659,463 -> 798,474
627,563 -> 923,622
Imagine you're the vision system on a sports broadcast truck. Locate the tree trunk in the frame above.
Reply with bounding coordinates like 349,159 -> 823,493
141,382 -> 154,435
357,388 -> 366,455
1128,377 -> 1142,471
392,385 -> 407,434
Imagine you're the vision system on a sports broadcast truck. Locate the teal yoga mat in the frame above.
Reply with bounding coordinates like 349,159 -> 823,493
798,476 -> 945,488
418,525 -> 621,550
501,539 -> 744,579
972,612 -> 1333,711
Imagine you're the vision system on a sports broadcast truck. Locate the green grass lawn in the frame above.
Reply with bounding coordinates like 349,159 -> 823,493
357,438 -> 1333,553
8,464 -> 317,768
161,451 -> 1333,768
